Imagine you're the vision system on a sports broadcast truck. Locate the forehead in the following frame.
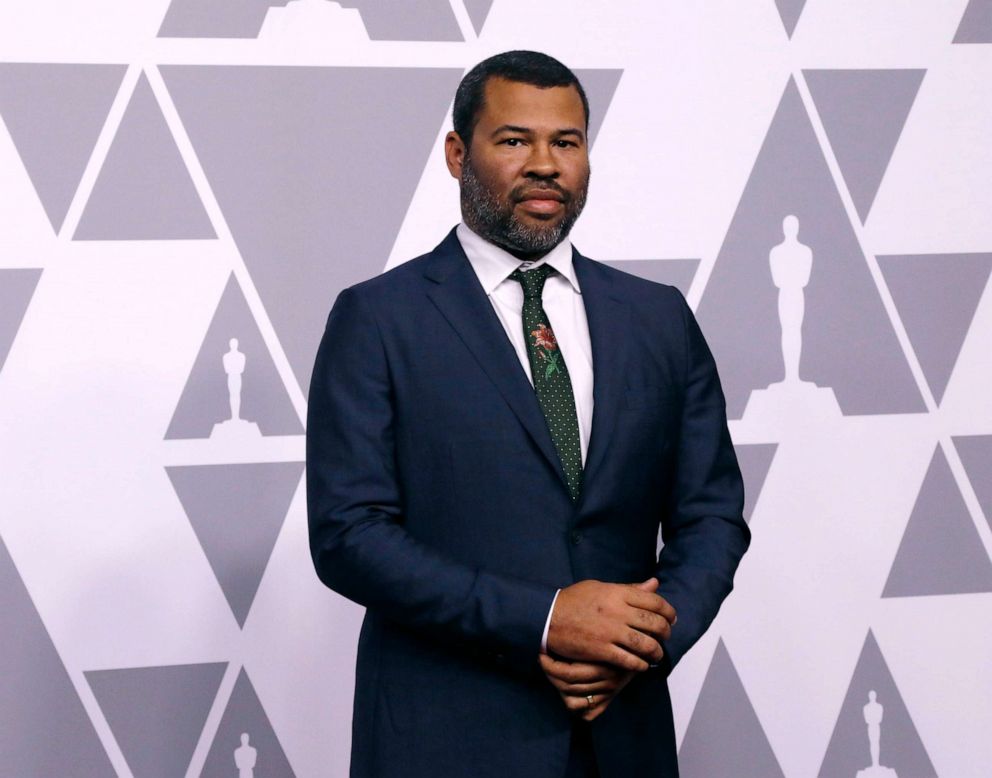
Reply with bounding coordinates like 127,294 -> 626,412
477,77 -> 585,130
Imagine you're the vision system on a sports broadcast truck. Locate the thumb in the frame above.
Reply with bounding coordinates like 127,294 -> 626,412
633,577 -> 659,592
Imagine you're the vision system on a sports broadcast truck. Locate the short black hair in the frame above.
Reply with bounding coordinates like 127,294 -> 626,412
452,50 -> 589,148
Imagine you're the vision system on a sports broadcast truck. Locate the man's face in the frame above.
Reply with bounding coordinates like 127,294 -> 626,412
446,77 -> 590,257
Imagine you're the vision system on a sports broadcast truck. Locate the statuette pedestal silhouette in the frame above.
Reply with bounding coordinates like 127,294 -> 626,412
742,215 -> 840,426
211,338 -> 261,441
259,0 -> 369,44
856,691 -> 898,778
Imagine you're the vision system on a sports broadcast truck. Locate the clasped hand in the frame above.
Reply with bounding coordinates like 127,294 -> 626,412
542,577 -> 676,721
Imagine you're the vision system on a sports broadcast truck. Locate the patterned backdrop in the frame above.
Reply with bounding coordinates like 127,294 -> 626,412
1,1 -> 990,776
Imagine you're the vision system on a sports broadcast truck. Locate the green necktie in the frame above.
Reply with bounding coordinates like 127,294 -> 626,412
510,264 -> 583,502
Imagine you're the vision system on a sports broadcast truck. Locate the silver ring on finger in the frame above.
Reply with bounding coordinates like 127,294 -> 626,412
586,694 -> 595,708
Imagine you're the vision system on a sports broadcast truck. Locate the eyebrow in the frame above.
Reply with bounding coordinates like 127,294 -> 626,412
490,124 -> 586,141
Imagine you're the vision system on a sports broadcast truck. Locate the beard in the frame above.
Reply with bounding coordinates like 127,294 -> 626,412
459,153 -> 589,256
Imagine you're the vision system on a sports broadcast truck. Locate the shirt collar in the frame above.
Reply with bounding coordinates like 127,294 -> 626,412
456,222 -> 580,296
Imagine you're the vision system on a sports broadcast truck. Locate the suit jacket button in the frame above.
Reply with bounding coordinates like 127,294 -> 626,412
570,531 -> 582,545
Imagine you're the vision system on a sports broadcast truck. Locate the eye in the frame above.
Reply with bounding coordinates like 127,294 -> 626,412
501,138 -> 524,147
554,139 -> 578,148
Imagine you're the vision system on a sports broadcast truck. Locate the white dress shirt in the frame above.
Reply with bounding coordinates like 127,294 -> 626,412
456,222 -> 594,653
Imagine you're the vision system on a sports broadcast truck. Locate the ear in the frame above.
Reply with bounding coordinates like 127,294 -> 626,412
444,131 -> 466,179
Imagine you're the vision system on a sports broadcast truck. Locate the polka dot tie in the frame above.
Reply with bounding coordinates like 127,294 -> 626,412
510,264 -> 583,502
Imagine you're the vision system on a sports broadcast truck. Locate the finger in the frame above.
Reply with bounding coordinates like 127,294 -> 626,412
625,589 -> 677,624
540,656 -> 619,685
578,693 -> 616,722
561,691 -> 609,715
628,608 -> 672,642
607,644 -> 650,673
615,628 -> 664,664
543,665 -> 617,694
556,679 -> 620,696
561,692 -> 597,715
579,671 -> 637,721
581,701 -> 611,722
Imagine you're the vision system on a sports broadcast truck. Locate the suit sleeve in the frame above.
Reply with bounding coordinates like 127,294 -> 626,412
655,289 -> 750,675
306,286 -> 557,671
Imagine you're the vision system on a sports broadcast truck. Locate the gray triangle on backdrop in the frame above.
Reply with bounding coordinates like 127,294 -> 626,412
774,0 -> 807,38
158,0 -> 278,37
463,0 -> 495,36
601,259 -> 699,298
158,0 -> 463,41
953,0 -> 992,44
818,630 -> 935,777
74,72 -> 215,240
0,536 -> 115,776
734,443 -> 778,523
878,252 -> 992,405
679,639 -> 784,777
805,69 -> 925,224
86,663 -> 226,778
573,69 -> 623,149
882,445 -> 992,598
165,274 -> 302,440
201,667 -> 295,776
160,65 -> 456,396
954,434 -> 992,532
696,78 -> 924,419
0,268 -> 42,374
0,64 -> 125,234
166,461 -> 304,627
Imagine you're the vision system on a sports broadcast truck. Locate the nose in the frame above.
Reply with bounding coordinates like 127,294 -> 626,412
523,142 -> 560,179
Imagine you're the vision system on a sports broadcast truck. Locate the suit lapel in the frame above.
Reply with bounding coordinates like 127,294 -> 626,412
572,249 -> 631,510
424,230 -> 570,490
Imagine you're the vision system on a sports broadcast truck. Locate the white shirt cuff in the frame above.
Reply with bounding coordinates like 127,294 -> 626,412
540,589 -> 561,654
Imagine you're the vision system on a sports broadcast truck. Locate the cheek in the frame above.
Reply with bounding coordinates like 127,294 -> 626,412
568,159 -> 591,185
475,149 -> 523,179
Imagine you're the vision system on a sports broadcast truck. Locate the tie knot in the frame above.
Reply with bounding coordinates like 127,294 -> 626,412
510,264 -> 553,300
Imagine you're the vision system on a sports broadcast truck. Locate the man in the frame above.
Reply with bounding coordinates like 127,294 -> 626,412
307,50 -> 749,778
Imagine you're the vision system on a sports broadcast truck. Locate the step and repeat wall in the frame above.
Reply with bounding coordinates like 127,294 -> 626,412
1,2 -> 990,776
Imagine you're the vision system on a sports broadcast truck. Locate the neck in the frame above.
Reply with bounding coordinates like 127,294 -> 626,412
461,220 -> 565,263
502,243 -> 553,262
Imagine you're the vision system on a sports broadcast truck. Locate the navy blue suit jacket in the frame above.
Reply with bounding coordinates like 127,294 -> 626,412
306,228 -> 749,777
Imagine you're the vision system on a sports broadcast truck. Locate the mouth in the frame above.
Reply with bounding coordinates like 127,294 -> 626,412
516,189 -> 567,215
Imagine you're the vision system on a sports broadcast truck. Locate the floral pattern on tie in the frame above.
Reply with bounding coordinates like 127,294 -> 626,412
530,323 -> 561,378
